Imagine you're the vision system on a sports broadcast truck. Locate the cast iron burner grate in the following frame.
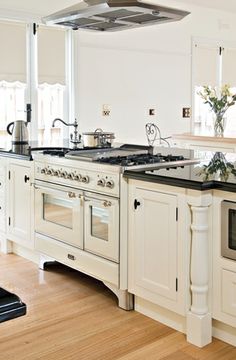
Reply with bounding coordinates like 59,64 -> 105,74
96,153 -> 186,166
42,149 -> 69,157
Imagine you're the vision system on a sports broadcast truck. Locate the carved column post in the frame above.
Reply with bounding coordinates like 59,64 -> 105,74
187,191 -> 212,347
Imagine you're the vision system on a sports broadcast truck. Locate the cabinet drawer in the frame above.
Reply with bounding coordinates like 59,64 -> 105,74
222,269 -> 236,317
35,234 -> 119,286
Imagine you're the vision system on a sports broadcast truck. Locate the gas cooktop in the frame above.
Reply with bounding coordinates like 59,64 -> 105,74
96,153 -> 186,166
65,144 -> 200,171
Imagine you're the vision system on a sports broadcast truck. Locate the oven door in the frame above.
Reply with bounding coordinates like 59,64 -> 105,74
84,193 -> 119,263
222,200 -> 236,260
34,181 -> 83,248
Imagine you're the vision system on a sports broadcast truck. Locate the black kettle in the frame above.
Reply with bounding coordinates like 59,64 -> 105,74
7,120 -> 29,144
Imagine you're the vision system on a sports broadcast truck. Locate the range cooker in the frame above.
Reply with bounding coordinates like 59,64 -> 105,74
33,144 -> 198,310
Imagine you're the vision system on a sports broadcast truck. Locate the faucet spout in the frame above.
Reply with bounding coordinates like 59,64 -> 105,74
52,118 -> 69,128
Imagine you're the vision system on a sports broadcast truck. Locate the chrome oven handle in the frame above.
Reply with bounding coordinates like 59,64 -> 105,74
78,194 -> 89,205
103,200 -> 112,207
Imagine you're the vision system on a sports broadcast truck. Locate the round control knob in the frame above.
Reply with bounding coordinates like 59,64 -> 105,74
66,173 -> 74,180
97,178 -> 105,187
81,175 -> 89,184
58,170 -> 63,177
65,173 -> 71,179
44,168 -> 51,175
62,171 -> 68,178
106,180 -> 114,189
74,174 -> 82,181
40,168 -> 46,174
53,170 -> 59,177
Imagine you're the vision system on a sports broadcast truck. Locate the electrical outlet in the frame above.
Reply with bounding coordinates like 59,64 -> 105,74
102,110 -> 110,116
149,108 -> 155,116
182,107 -> 191,118
102,104 -> 110,116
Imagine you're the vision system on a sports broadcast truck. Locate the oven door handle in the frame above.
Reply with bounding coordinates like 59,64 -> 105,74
83,196 -> 113,208
33,183 -> 80,199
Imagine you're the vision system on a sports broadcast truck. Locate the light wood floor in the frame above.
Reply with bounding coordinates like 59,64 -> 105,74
0,253 -> 235,360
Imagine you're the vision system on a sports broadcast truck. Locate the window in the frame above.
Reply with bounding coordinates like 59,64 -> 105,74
192,40 -> 236,136
0,21 -> 27,145
37,26 -> 66,145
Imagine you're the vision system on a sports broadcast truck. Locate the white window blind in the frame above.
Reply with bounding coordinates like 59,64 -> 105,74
0,21 -> 26,82
193,44 -> 218,87
38,26 -> 66,85
222,48 -> 236,86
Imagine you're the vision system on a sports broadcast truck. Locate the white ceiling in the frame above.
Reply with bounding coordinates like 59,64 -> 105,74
0,0 -> 235,18
0,0 -> 79,17
173,0 -> 236,13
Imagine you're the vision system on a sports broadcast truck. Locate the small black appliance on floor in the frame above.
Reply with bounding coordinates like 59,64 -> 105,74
0,287 -> 26,323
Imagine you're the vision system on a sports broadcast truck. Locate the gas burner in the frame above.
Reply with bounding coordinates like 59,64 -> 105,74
42,149 -> 70,157
97,153 -> 187,166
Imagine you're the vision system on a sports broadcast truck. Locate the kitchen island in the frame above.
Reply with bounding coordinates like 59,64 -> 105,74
1,144 -> 236,347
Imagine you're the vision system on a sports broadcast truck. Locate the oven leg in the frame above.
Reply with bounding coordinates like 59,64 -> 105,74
103,281 -> 134,310
39,254 -> 56,270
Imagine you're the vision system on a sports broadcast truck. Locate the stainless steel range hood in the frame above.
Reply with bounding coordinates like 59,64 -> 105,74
43,0 -> 190,32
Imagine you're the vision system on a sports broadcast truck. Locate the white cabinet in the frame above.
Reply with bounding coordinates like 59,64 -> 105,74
212,191 -> 236,328
222,269 -> 236,317
7,160 -> 34,249
0,157 -> 7,251
128,180 -> 185,314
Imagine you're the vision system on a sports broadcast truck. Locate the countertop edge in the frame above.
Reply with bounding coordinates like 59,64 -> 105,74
123,171 -> 236,192
0,151 -> 32,161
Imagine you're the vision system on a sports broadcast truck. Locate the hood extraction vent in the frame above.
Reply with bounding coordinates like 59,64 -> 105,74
43,0 -> 190,32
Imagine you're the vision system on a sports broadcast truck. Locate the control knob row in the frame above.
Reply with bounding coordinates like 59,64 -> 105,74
97,178 -> 115,189
40,168 -> 89,183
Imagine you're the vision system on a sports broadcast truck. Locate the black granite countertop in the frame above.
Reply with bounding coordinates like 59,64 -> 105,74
0,140 -> 76,160
123,146 -> 236,192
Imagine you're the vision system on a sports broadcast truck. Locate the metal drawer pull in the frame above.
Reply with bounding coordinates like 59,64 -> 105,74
68,192 -> 76,198
67,254 -> 76,261
103,200 -> 112,207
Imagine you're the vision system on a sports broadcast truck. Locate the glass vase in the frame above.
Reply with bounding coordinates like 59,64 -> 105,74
213,113 -> 226,137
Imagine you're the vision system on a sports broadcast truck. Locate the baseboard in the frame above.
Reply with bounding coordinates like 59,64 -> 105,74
135,296 -> 186,333
213,320 -> 236,347
12,243 -> 39,265
135,296 -> 236,347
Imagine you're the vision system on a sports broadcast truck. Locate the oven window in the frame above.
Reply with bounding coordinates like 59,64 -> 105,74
43,194 -> 73,229
229,209 -> 236,250
90,206 -> 108,241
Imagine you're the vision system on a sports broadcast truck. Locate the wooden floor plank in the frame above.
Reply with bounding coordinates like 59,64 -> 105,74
0,253 -> 235,360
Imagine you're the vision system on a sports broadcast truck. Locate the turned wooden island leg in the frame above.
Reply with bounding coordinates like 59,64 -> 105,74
187,192 -> 212,347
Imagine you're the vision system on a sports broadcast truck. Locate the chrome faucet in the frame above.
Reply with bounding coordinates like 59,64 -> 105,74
52,118 -> 81,148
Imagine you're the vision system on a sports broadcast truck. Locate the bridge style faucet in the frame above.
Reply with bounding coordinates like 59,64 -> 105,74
52,118 -> 81,148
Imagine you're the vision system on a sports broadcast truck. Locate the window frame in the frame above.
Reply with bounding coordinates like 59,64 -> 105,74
191,37 -> 236,134
27,23 -> 74,142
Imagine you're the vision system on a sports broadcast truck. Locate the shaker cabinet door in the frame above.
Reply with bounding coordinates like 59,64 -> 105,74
129,186 -> 178,306
8,162 -> 33,249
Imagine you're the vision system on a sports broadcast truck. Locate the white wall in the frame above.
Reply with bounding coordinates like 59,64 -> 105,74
75,1 -> 236,145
